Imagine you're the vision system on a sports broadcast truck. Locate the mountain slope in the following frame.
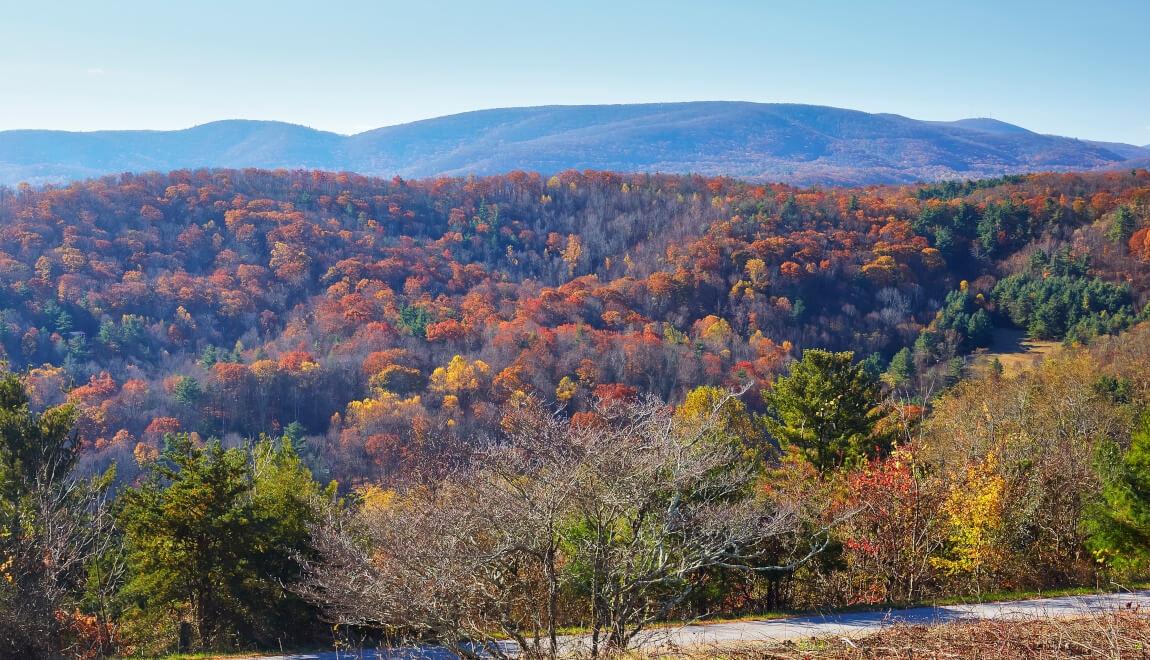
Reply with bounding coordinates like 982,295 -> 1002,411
1,102 -> 1147,186
928,117 -> 1035,135
0,120 -> 345,184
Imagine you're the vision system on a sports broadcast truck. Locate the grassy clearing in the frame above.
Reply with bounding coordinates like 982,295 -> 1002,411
970,327 -> 1061,378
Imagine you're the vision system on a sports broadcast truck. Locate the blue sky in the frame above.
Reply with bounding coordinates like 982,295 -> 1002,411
2,0 -> 1147,143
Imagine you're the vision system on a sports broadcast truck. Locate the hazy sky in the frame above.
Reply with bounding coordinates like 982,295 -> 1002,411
2,0 -> 1148,143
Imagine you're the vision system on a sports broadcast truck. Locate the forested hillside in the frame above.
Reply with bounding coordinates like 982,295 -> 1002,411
1,168 -> 1148,486
5,167 -> 1150,655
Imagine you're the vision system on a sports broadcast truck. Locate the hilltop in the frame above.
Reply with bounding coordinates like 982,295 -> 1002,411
2,102 -> 1147,186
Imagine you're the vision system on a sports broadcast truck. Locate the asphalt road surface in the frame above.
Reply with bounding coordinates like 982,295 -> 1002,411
245,589 -> 1150,658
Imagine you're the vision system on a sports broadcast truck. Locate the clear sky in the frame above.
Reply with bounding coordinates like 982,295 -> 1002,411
2,0 -> 1148,144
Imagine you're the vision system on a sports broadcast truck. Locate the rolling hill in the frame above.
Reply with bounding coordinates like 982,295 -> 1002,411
1,102 -> 1147,186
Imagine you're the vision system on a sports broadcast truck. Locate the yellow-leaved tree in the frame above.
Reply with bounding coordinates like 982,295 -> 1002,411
674,385 -> 764,458
930,456 -> 1006,594
430,355 -> 491,407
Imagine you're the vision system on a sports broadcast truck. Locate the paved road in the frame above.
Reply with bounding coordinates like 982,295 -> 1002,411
247,590 -> 1150,658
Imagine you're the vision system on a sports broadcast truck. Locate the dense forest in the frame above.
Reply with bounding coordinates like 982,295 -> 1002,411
3,167 -> 1150,656
0,168 -> 1147,484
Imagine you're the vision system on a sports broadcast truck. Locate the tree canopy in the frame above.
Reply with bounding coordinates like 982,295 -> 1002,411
764,349 -> 891,471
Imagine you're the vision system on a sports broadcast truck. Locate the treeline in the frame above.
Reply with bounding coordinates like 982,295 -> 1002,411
7,323 -> 1150,656
0,169 -> 1146,486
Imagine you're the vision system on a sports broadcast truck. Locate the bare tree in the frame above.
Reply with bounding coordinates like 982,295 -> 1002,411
554,393 -> 825,655
297,406 -> 578,660
298,390 -> 836,658
0,423 -> 121,658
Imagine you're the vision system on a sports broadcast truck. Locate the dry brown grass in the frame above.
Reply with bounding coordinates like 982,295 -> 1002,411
665,610 -> 1150,659
983,341 -> 1061,378
970,328 -> 1061,378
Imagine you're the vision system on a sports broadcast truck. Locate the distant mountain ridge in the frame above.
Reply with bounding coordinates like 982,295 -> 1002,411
1,102 -> 1147,186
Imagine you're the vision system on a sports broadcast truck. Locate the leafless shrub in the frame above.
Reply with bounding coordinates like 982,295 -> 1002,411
0,444 -> 121,657
297,390 -> 839,658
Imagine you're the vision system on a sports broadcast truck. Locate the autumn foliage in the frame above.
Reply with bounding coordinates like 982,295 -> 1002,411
0,168 -> 1146,485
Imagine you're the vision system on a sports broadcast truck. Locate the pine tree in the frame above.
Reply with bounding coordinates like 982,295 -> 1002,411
1085,413 -> 1150,576
247,434 -> 335,641
764,349 -> 890,472
118,435 -> 259,648
117,433 -> 331,650
883,347 -> 914,388
1105,205 -> 1136,244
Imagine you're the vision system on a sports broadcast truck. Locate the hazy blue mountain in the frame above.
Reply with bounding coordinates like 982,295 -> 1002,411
0,121 -> 344,184
2,103 -> 1147,186
927,117 -> 1035,135
1080,139 -> 1150,161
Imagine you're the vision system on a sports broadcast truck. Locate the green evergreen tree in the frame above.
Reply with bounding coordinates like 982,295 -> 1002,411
118,433 -> 331,651
172,376 -> 203,407
1105,205 -> 1136,244
118,435 -> 258,648
858,352 -> 885,382
198,345 -> 219,368
1085,413 -> 1150,576
763,349 -> 890,472
247,435 -> 334,644
281,421 -> 306,455
883,347 -> 914,388
936,288 -> 994,351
